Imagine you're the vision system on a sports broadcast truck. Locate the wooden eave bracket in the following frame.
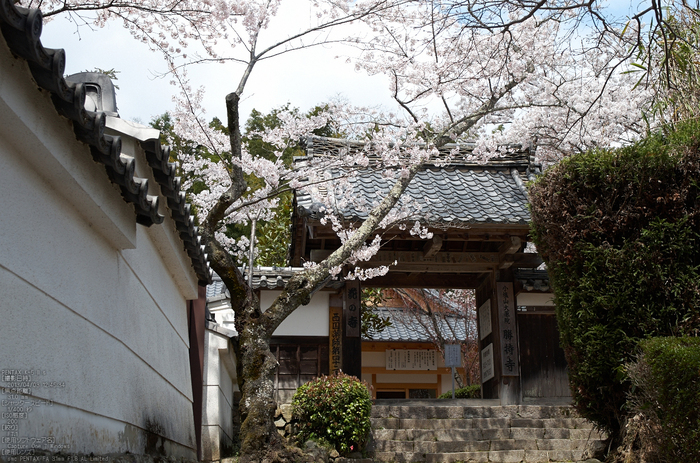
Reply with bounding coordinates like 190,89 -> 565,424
422,235 -> 443,258
498,236 -> 522,269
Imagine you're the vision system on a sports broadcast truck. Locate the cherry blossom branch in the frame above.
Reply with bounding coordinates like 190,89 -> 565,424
263,156 -> 423,334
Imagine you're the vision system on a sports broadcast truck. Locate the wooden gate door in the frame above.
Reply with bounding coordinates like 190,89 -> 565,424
518,313 -> 571,399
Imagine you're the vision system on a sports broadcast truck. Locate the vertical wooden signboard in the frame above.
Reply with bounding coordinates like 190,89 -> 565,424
345,280 -> 360,337
496,282 -> 520,376
329,305 -> 343,375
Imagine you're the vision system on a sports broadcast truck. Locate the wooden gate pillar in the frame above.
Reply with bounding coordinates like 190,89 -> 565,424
342,280 -> 362,378
476,271 -> 521,404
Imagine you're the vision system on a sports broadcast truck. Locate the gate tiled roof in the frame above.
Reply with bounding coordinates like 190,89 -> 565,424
295,136 -> 540,227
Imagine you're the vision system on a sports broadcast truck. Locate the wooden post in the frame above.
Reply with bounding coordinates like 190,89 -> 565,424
343,281 -> 362,378
496,280 -> 521,404
476,272 -> 522,404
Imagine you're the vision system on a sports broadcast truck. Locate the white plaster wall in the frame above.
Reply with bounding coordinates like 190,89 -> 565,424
362,351 -> 386,368
207,298 -> 237,332
201,327 -> 237,461
0,42 -> 197,459
0,44 -> 136,251
517,292 -> 555,306
261,290 -> 329,336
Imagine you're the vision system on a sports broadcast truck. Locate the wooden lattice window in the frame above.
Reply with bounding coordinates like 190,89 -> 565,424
272,342 -> 329,404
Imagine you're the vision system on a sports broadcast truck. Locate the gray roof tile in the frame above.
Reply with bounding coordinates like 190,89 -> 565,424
365,307 -> 471,342
208,268 -> 344,296
296,138 -> 537,226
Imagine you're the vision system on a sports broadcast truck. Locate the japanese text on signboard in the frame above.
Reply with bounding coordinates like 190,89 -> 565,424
330,307 -> 343,374
479,300 -> 492,340
496,282 -> 519,376
481,343 -> 495,382
345,282 -> 360,337
385,350 -> 437,370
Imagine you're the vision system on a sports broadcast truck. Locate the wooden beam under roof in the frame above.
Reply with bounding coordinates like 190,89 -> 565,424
361,272 -> 488,289
498,236 -> 522,269
311,249 -> 500,270
510,253 -> 544,268
309,247 -> 542,271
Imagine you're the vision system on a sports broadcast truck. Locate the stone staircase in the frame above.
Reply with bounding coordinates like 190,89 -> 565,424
368,400 -> 607,463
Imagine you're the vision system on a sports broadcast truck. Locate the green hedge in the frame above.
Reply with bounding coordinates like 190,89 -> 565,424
633,337 -> 700,462
529,120 -> 700,435
438,384 -> 481,399
291,373 -> 372,456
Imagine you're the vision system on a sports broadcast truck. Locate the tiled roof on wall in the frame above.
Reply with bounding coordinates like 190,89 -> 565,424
365,307 -> 471,343
0,0 -> 211,284
207,268 -> 344,298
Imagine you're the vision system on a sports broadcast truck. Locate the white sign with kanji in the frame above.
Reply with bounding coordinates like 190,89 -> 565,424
479,300 -> 492,340
386,349 -> 437,370
444,344 -> 461,368
481,343 -> 495,382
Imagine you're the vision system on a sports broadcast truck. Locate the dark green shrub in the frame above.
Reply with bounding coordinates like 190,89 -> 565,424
529,120 -> 700,435
438,384 -> 481,399
629,337 -> 700,463
550,218 -> 700,433
530,121 -> 700,265
291,373 -> 372,456
625,337 -> 700,463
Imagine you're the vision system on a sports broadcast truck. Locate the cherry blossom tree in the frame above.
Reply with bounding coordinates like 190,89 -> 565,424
20,0 -> 676,460
166,8 -> 650,458
351,1 -> 658,164
362,1 -> 700,136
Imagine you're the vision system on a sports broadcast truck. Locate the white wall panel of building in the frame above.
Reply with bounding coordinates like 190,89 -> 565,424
0,31 -> 199,459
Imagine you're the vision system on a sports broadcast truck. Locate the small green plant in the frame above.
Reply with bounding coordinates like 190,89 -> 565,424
438,384 -> 481,399
291,373 -> 372,456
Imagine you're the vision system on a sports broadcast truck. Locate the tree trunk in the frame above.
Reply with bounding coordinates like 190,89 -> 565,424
207,258 -> 302,462
236,295 -> 303,462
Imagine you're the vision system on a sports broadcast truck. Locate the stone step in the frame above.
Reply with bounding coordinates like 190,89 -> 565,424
372,439 -> 493,453
371,403 -> 577,420
371,416 -> 596,431
372,451 -> 425,463
372,428 -> 486,442
369,404 -> 607,463
371,436 -> 598,453
371,429 -> 603,447
375,448 -> 592,463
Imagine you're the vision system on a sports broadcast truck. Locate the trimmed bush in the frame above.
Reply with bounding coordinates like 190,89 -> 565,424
291,373 -> 372,456
438,384 -> 481,399
628,337 -> 700,462
529,120 -> 700,435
